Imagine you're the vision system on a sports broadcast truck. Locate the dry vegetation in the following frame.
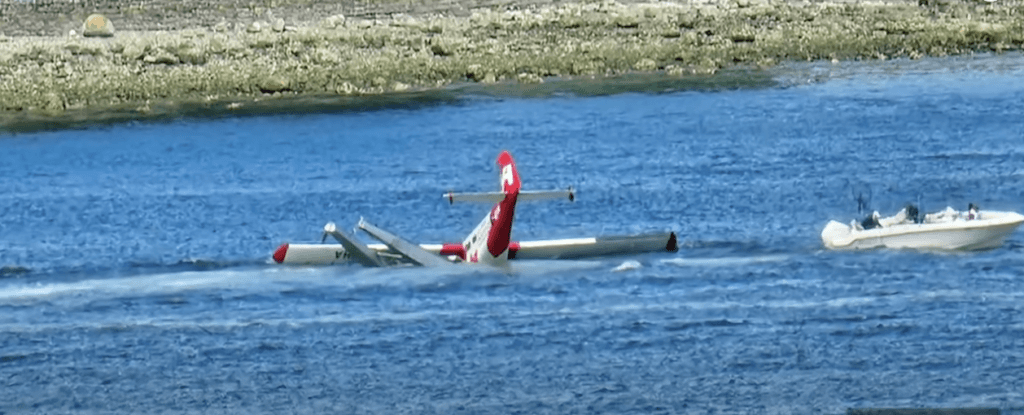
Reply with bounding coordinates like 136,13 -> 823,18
1,0 -> 1023,124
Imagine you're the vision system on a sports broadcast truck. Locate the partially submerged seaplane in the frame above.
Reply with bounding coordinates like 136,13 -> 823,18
821,203 -> 1024,251
272,151 -> 677,267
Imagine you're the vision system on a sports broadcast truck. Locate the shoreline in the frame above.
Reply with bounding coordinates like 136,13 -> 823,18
2,0 -> 1022,132
0,68 -> 779,132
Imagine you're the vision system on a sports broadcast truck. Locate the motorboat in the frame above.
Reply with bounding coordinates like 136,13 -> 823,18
821,205 -> 1024,251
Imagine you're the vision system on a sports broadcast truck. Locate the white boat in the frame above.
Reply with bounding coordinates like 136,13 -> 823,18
821,206 -> 1024,251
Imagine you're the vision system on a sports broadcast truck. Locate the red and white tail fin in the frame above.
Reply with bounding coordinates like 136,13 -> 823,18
488,151 -> 520,257
462,151 -> 521,264
497,150 -> 521,195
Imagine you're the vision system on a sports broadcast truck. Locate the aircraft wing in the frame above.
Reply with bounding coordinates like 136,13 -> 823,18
509,232 -> 678,260
322,222 -> 385,267
357,218 -> 453,267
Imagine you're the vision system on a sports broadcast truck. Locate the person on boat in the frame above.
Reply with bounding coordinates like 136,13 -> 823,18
883,204 -> 919,226
967,203 -> 980,220
861,211 -> 881,230
906,204 -> 920,224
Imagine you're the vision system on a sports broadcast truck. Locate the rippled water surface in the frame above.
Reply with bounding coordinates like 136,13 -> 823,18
3,55 -> 1024,414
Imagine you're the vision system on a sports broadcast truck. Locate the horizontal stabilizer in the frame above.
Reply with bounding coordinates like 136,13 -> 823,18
357,218 -> 452,267
444,187 -> 574,204
323,222 -> 384,267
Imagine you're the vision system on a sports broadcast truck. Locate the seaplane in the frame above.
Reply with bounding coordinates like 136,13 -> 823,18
272,151 -> 677,267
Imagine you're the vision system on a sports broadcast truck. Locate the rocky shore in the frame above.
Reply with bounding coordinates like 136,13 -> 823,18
1,0 -> 1022,131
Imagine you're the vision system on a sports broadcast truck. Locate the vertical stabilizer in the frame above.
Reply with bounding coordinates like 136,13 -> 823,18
462,151 -> 521,264
497,150 -> 521,195
488,151 -> 520,257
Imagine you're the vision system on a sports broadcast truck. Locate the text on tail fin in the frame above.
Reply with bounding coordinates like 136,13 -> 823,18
497,151 -> 521,195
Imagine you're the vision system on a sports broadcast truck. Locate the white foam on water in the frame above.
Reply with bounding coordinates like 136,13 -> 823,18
660,254 -> 790,267
0,306 -> 476,334
504,259 -> 605,275
0,258 -> 604,307
0,266 -> 322,305
611,260 -> 643,272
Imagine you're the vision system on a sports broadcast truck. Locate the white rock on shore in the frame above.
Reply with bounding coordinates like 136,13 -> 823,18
82,14 -> 115,37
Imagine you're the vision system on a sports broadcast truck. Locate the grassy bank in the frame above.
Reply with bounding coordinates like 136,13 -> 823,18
1,0 -> 1022,129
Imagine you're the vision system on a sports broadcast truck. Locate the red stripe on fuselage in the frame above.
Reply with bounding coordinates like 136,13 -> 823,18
440,243 -> 466,260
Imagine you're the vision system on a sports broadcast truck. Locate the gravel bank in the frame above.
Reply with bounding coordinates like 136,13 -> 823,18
1,0 -> 1021,131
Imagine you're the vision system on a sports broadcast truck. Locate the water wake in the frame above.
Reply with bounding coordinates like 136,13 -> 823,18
661,254 -> 790,267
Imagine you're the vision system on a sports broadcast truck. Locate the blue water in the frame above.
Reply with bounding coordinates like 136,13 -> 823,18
3,54 -> 1024,414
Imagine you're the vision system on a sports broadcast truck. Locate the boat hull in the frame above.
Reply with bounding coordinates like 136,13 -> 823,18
821,211 -> 1024,251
